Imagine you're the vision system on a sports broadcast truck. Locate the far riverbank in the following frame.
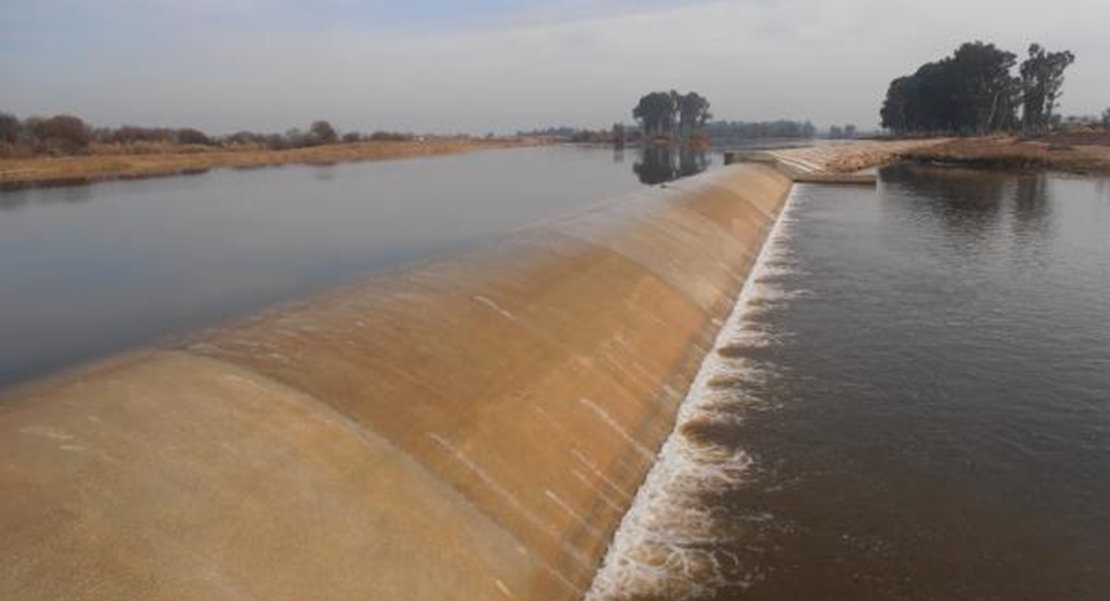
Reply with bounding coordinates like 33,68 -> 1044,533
0,137 -> 547,188
897,134 -> 1110,175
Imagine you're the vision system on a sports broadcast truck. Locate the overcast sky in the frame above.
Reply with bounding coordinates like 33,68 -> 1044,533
2,0 -> 1107,134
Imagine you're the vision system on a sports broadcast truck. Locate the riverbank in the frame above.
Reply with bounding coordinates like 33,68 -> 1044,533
766,139 -> 948,173
0,137 -> 545,187
898,135 -> 1110,175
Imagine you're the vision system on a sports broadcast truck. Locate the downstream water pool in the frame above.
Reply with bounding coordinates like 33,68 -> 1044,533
591,165 -> 1110,600
0,145 -> 718,389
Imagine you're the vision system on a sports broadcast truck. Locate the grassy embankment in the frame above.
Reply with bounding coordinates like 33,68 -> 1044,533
0,138 -> 546,187
897,133 -> 1110,175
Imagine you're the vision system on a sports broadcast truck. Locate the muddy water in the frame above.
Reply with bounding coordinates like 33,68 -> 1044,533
590,166 -> 1110,600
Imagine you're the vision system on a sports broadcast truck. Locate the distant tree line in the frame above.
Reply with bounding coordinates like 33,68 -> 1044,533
633,91 -> 712,139
703,119 -> 817,140
881,41 -> 1076,135
519,118 -> 829,146
515,124 -> 642,146
0,112 -> 421,158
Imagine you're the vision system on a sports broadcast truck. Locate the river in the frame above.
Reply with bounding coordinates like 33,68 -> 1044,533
0,145 -> 722,388
590,165 -> 1110,600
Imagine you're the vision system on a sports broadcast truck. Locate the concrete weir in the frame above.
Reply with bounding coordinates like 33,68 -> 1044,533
0,163 -> 793,601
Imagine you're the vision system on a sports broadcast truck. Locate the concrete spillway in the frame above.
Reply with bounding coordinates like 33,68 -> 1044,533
0,163 -> 793,601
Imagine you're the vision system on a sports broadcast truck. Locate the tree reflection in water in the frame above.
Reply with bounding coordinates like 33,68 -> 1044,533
632,145 -> 711,185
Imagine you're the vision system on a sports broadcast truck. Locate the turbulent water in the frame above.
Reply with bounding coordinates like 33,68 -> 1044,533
590,165 -> 1110,600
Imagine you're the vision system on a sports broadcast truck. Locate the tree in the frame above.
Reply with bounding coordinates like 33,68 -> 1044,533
829,125 -> 844,139
225,130 -> 266,146
175,128 -> 211,146
881,42 -> 1022,135
0,112 -> 19,144
1102,108 -> 1110,130
1020,44 -> 1076,134
265,133 -> 290,150
284,128 -> 306,147
879,42 -> 1016,136
950,42 -> 1019,133
677,92 -> 711,137
309,120 -> 339,144
844,124 -> 857,139
633,91 -> 679,138
27,115 -> 91,153
611,123 -> 626,148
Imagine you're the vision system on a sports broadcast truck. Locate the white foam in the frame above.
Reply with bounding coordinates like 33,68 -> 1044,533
585,188 -> 800,601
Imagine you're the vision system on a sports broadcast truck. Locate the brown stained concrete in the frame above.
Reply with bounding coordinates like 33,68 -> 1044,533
0,163 -> 793,601
0,352 -> 543,601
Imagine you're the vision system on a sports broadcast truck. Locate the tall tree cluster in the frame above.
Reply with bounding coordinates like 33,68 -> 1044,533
1020,44 -> 1076,134
633,91 -> 711,138
881,41 -> 1075,135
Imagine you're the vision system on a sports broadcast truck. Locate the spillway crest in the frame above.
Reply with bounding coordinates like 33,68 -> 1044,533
0,163 -> 792,601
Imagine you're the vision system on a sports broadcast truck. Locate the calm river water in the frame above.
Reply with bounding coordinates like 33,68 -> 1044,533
0,146 -> 717,388
592,165 -> 1110,600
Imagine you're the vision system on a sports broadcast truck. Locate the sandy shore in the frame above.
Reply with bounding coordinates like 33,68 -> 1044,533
0,138 -> 544,187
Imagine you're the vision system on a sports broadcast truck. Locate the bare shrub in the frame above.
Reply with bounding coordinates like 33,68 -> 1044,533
309,120 -> 338,145
368,131 -> 415,142
0,113 -> 19,144
175,128 -> 212,146
28,115 -> 92,154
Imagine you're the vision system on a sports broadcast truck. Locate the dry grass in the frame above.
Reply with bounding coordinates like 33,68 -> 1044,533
898,136 -> 1110,175
0,138 -> 545,187
768,139 -> 950,174
820,140 -> 951,173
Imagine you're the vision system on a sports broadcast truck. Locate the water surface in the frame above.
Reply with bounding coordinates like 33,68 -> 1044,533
0,146 -> 714,388
592,165 -> 1110,600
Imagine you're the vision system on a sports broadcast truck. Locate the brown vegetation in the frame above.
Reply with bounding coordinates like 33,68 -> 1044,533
766,140 -> 950,174
0,112 -> 551,186
898,136 -> 1110,175
0,138 -> 543,187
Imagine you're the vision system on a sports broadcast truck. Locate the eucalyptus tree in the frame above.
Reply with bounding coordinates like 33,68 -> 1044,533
881,41 -> 1049,135
1020,44 -> 1077,134
633,91 -> 679,137
950,41 -> 1020,133
678,92 -> 712,137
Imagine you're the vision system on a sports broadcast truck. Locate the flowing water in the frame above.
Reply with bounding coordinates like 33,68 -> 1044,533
0,146 -> 718,388
591,165 -> 1110,600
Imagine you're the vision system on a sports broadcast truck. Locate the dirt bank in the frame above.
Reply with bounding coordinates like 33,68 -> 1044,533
0,138 -> 545,188
898,136 -> 1110,175
767,140 -> 950,175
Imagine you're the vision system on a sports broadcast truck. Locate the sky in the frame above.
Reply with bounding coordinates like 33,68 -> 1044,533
2,0 -> 1108,134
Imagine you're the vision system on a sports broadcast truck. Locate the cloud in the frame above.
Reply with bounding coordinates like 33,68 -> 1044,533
3,0 -> 1108,132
